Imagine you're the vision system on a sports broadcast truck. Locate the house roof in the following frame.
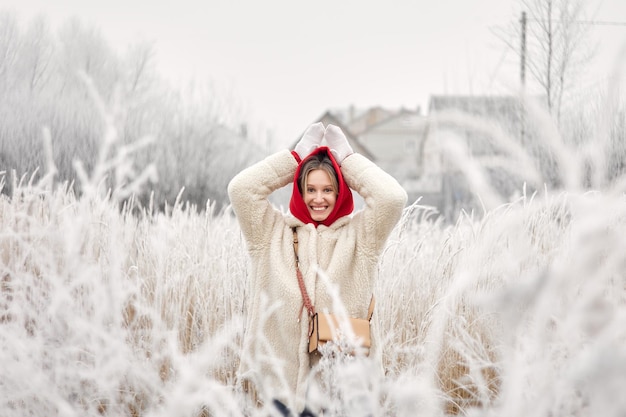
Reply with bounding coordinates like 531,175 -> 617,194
357,108 -> 425,133
343,106 -> 397,135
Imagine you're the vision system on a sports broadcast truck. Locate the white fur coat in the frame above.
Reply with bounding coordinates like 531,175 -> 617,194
227,150 -> 407,409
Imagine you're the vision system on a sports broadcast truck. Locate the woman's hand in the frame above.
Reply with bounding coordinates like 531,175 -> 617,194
294,122 -> 325,160
324,124 -> 354,165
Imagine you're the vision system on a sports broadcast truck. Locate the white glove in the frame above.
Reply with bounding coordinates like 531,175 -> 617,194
294,122 -> 325,160
324,124 -> 354,165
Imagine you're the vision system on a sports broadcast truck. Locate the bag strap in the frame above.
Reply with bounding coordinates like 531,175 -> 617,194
293,227 -> 315,319
367,296 -> 376,321
292,227 -> 376,322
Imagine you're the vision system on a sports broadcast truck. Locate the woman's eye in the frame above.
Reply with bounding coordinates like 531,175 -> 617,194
324,188 -> 333,193
307,188 -> 314,193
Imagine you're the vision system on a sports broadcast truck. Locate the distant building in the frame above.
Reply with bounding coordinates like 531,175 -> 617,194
427,95 -> 526,220
283,95 -> 534,222
355,109 -> 439,210
288,105 -> 437,212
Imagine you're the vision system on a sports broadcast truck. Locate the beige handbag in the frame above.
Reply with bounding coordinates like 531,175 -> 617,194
292,228 -> 374,355
308,300 -> 375,354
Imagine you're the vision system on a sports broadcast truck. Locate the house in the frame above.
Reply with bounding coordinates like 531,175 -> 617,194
331,105 -> 397,136
354,108 -> 440,210
281,95 -> 531,222
426,95 -> 527,220
289,106 -> 438,212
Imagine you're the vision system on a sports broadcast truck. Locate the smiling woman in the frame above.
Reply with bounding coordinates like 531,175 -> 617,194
303,170 -> 337,221
227,122 -> 407,414
299,156 -> 338,222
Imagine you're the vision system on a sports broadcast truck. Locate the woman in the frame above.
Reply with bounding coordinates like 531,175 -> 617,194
228,122 -> 407,412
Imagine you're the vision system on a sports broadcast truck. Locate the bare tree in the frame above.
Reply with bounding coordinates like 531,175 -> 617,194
55,18 -> 121,98
19,15 -> 55,93
530,0 -> 593,120
498,0 -> 594,121
0,11 -> 20,90
0,11 -> 265,210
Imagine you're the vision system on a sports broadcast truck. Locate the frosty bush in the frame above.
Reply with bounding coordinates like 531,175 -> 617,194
0,11 -> 262,211
2,162 -> 625,416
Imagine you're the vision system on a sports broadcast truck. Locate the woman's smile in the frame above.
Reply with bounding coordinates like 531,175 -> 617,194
304,169 -> 337,222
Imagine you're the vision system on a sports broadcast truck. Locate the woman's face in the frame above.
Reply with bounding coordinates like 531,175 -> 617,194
303,169 -> 337,222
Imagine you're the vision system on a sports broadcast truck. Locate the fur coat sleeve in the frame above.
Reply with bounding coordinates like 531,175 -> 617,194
341,153 -> 408,257
227,149 -> 297,250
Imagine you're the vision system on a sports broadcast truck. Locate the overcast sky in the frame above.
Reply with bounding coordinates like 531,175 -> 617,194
2,0 -> 626,148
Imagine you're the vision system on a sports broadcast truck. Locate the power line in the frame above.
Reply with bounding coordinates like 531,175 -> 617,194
577,20 -> 626,27
527,18 -> 626,27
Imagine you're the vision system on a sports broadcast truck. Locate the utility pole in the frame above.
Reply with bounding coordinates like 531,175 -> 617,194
520,11 -> 527,145
520,11 -> 527,86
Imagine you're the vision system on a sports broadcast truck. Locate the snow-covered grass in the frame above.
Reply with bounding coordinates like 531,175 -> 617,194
1,93 -> 625,416
3,165 -> 625,417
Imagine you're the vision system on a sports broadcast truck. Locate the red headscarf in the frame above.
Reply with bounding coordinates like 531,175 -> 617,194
290,147 -> 354,227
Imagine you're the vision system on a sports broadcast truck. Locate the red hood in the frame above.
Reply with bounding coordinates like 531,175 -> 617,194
289,146 -> 354,227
